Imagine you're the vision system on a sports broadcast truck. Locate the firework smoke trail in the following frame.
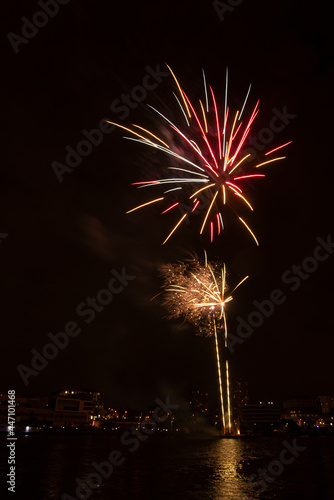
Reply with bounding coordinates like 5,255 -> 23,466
159,253 -> 248,433
109,65 -> 291,246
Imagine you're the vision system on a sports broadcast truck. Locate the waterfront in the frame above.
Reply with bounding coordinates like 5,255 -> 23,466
1,434 -> 333,499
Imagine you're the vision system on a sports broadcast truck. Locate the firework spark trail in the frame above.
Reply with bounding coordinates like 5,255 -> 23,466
226,360 -> 231,434
159,254 -> 248,433
110,65 -> 291,245
214,318 -> 225,432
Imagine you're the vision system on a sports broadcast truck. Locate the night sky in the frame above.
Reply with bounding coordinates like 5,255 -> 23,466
2,0 -> 333,409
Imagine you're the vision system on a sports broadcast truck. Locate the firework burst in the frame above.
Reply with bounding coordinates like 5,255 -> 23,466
158,252 -> 248,434
109,65 -> 291,245
159,252 -> 248,339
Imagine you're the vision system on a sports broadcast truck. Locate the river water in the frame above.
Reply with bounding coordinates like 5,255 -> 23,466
1,433 -> 333,499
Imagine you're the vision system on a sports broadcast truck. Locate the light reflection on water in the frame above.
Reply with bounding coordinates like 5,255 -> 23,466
198,439 -> 255,498
171,438 -> 263,499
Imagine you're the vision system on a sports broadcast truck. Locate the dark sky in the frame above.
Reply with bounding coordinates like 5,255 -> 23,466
2,0 -> 333,409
